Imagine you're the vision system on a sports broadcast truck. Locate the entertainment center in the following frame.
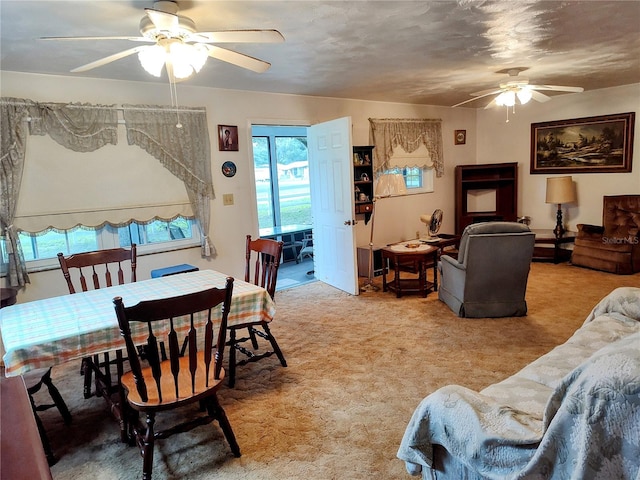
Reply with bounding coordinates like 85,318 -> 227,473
454,163 -> 518,234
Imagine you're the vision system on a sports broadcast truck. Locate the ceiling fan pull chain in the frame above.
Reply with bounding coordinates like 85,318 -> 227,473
167,68 -> 183,129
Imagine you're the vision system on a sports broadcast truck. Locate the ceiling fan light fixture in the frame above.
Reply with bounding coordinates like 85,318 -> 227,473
138,44 -> 166,77
138,39 -> 208,80
516,87 -> 533,104
495,90 -> 516,107
168,41 -> 208,78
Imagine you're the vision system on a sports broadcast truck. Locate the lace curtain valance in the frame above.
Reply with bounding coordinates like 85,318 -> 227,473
368,118 -> 444,177
28,101 -> 119,151
1,97 -> 214,288
122,104 -> 214,256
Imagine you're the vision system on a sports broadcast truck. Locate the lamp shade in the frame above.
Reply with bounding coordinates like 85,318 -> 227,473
374,173 -> 407,198
545,176 -> 576,204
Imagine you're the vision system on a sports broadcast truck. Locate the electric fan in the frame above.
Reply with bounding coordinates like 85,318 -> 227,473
420,209 -> 443,242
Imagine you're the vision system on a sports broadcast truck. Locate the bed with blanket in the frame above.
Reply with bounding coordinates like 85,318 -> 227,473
397,286 -> 640,479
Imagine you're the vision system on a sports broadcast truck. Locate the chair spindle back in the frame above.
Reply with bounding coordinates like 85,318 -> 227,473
57,246 -> 137,294
113,277 -> 234,404
245,235 -> 283,299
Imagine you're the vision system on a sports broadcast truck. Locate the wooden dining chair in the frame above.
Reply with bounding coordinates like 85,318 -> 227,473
57,245 -> 137,441
25,367 -> 72,465
226,235 -> 287,387
113,277 -> 240,480
2,289 -> 71,466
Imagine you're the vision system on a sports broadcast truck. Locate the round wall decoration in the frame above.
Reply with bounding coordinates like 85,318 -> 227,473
221,161 -> 237,177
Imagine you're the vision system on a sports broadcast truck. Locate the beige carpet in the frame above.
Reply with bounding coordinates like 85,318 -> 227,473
38,262 -> 639,480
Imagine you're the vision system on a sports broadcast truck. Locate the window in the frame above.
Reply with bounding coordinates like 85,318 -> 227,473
19,226 -> 99,261
380,166 -> 434,193
118,217 -> 195,247
2,217 -> 200,271
384,145 -> 435,194
252,125 -> 311,230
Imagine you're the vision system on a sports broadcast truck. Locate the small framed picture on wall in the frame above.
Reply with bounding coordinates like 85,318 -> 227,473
454,130 -> 466,145
218,125 -> 239,151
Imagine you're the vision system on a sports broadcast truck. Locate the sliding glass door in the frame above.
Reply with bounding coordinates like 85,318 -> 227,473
251,125 -> 310,230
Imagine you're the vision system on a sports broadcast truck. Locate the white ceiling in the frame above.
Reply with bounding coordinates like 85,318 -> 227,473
1,0 -> 639,108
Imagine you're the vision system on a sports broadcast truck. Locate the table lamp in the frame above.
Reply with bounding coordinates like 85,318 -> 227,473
545,176 -> 576,239
361,173 -> 407,293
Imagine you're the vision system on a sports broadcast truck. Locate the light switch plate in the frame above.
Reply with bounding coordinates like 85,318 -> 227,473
222,193 -> 234,206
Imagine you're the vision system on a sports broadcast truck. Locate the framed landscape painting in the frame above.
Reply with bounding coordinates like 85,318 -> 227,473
530,112 -> 635,174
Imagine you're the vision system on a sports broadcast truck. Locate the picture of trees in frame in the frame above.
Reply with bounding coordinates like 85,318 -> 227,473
530,112 -> 635,174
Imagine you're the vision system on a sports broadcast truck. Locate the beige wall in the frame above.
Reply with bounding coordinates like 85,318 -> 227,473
2,71 -> 476,302
2,72 -> 638,302
475,84 -> 640,231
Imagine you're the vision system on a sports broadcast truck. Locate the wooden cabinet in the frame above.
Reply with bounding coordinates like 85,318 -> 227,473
455,163 -> 518,234
353,146 -> 374,215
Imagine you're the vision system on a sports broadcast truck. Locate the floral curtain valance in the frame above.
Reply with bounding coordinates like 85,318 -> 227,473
1,97 -> 214,288
368,118 -> 444,177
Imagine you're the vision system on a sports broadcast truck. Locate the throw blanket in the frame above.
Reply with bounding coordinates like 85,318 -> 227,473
518,332 -> 640,479
397,287 -> 640,479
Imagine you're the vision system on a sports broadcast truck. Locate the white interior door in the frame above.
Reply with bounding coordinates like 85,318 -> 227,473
308,117 -> 359,295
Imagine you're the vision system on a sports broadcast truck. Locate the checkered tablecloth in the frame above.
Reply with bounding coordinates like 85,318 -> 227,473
1,270 -> 276,377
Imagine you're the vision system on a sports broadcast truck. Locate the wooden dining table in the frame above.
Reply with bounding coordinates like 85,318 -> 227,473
0,269 -> 276,441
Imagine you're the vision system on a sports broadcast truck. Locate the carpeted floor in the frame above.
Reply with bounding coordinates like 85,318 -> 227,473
38,262 -> 639,480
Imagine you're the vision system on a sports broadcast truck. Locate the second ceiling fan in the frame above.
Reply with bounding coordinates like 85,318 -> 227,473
452,67 -> 584,109
41,1 -> 285,81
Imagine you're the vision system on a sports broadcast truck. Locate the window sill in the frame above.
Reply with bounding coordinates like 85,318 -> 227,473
20,242 -> 201,274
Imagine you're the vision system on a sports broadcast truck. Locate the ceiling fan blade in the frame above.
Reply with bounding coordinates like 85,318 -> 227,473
452,90 -> 500,108
70,46 -> 147,73
484,97 -> 499,109
470,88 -> 502,97
190,29 -> 285,44
41,36 -> 153,42
531,90 -> 551,103
531,84 -> 584,93
205,45 -> 271,73
145,8 -> 179,31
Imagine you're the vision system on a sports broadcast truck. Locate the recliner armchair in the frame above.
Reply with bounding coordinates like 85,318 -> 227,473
571,195 -> 640,275
438,222 -> 535,318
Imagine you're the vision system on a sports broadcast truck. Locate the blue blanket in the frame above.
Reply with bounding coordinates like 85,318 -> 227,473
397,287 -> 640,480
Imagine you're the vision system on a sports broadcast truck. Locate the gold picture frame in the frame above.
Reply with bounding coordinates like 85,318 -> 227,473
530,112 -> 635,174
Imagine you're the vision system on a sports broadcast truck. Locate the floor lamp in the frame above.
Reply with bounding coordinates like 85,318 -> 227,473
360,173 -> 407,292
545,176 -> 577,239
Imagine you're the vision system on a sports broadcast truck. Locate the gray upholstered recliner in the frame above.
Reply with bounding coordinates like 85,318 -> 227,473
438,222 -> 535,318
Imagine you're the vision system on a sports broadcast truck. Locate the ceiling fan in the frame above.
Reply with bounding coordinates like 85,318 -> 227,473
452,68 -> 584,109
41,1 -> 284,81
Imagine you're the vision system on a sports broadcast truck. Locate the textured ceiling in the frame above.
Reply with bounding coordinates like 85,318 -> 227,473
1,0 -> 639,107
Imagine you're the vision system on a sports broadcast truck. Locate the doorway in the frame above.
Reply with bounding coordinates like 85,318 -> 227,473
251,125 -> 315,290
